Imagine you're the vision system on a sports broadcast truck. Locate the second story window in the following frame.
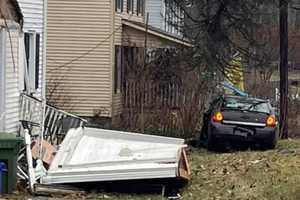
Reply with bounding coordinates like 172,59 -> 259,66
115,0 -> 124,13
127,0 -> 134,13
136,0 -> 144,16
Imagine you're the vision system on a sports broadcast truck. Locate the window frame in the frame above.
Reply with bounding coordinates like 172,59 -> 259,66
136,0 -> 144,16
24,31 -> 40,93
115,0 -> 124,13
127,0 -> 134,14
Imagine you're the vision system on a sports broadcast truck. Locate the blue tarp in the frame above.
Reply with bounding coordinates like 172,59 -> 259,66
221,81 -> 249,97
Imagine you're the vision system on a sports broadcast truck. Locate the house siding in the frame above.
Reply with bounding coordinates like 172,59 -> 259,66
47,0 -> 113,117
0,29 -> 5,132
122,25 -> 173,47
4,27 -> 20,134
18,0 -> 44,96
146,0 -> 163,29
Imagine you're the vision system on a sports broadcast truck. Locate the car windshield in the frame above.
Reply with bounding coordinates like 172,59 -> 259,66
222,97 -> 270,113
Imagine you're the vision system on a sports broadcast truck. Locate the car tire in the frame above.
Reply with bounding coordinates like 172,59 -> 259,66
207,126 -> 215,151
262,131 -> 278,150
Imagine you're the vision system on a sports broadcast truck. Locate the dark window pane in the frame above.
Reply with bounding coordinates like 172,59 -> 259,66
35,33 -> 40,89
24,33 -> 30,67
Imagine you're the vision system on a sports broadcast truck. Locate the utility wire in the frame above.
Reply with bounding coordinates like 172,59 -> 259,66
47,24 -> 123,73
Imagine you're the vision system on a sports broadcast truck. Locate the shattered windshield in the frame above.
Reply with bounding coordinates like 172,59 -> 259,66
222,97 -> 270,113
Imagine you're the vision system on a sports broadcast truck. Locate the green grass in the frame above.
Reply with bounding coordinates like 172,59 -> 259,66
5,139 -> 300,200
184,139 -> 300,200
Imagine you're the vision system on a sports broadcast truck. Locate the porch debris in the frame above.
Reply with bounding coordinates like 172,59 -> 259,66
41,127 -> 190,184
34,184 -> 86,196
31,140 -> 55,165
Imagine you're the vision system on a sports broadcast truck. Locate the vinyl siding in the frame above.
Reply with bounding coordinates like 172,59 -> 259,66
0,29 -> 5,132
114,0 -> 145,45
47,0 -> 113,117
18,0 -> 44,97
122,25 -> 174,47
4,28 -> 20,134
146,0 -> 163,29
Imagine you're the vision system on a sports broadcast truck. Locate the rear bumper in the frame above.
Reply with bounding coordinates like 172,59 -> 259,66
210,122 -> 277,143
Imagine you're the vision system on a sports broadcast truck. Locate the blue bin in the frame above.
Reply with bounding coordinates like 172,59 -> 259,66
0,162 -> 7,194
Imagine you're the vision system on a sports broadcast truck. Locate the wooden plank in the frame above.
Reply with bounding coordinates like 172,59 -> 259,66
34,184 -> 85,196
177,149 -> 191,180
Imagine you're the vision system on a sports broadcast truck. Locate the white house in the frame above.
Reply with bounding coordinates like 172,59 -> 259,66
0,0 -> 46,134
0,0 -> 23,134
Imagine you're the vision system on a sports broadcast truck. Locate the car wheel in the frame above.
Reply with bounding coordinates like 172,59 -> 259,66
262,131 -> 278,150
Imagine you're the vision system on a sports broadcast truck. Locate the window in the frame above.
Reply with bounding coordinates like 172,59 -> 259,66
114,45 -> 123,93
222,97 -> 270,114
115,0 -> 124,12
127,0 -> 134,13
24,32 -> 40,92
136,0 -> 144,16
163,0 -> 184,35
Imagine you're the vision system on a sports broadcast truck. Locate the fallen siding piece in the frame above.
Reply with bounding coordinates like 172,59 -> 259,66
41,128 -> 190,184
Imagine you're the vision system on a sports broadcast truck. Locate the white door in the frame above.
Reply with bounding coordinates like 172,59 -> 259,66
0,29 -> 5,132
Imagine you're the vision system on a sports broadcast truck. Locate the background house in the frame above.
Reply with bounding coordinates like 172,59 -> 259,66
46,0 -> 189,124
146,0 -> 184,36
0,0 -> 23,133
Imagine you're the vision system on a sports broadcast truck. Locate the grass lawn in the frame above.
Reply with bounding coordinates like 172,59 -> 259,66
4,139 -> 300,200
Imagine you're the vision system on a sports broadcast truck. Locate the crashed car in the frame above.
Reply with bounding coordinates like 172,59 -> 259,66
200,95 -> 278,150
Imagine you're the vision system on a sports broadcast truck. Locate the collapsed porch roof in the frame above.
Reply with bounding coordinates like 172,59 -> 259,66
122,19 -> 191,47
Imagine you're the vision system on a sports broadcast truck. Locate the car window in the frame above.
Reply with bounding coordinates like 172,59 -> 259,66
248,102 -> 270,113
222,97 -> 270,113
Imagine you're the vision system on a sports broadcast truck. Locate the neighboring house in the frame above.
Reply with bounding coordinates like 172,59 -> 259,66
46,0 -> 189,123
0,0 -> 23,133
0,0 -> 46,134
146,0 -> 184,36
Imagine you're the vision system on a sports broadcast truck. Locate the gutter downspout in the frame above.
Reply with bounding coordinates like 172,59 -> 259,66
38,0 -> 48,180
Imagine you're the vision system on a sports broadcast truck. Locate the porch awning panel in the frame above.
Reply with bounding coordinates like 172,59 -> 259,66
42,127 -> 189,184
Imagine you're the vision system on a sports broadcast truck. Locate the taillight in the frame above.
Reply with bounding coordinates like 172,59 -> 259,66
212,112 -> 223,123
266,115 -> 276,127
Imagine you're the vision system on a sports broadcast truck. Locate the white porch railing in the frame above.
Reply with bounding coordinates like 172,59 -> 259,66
19,94 -> 87,145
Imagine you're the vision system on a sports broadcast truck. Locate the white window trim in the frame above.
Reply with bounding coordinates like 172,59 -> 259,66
25,31 -> 38,94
